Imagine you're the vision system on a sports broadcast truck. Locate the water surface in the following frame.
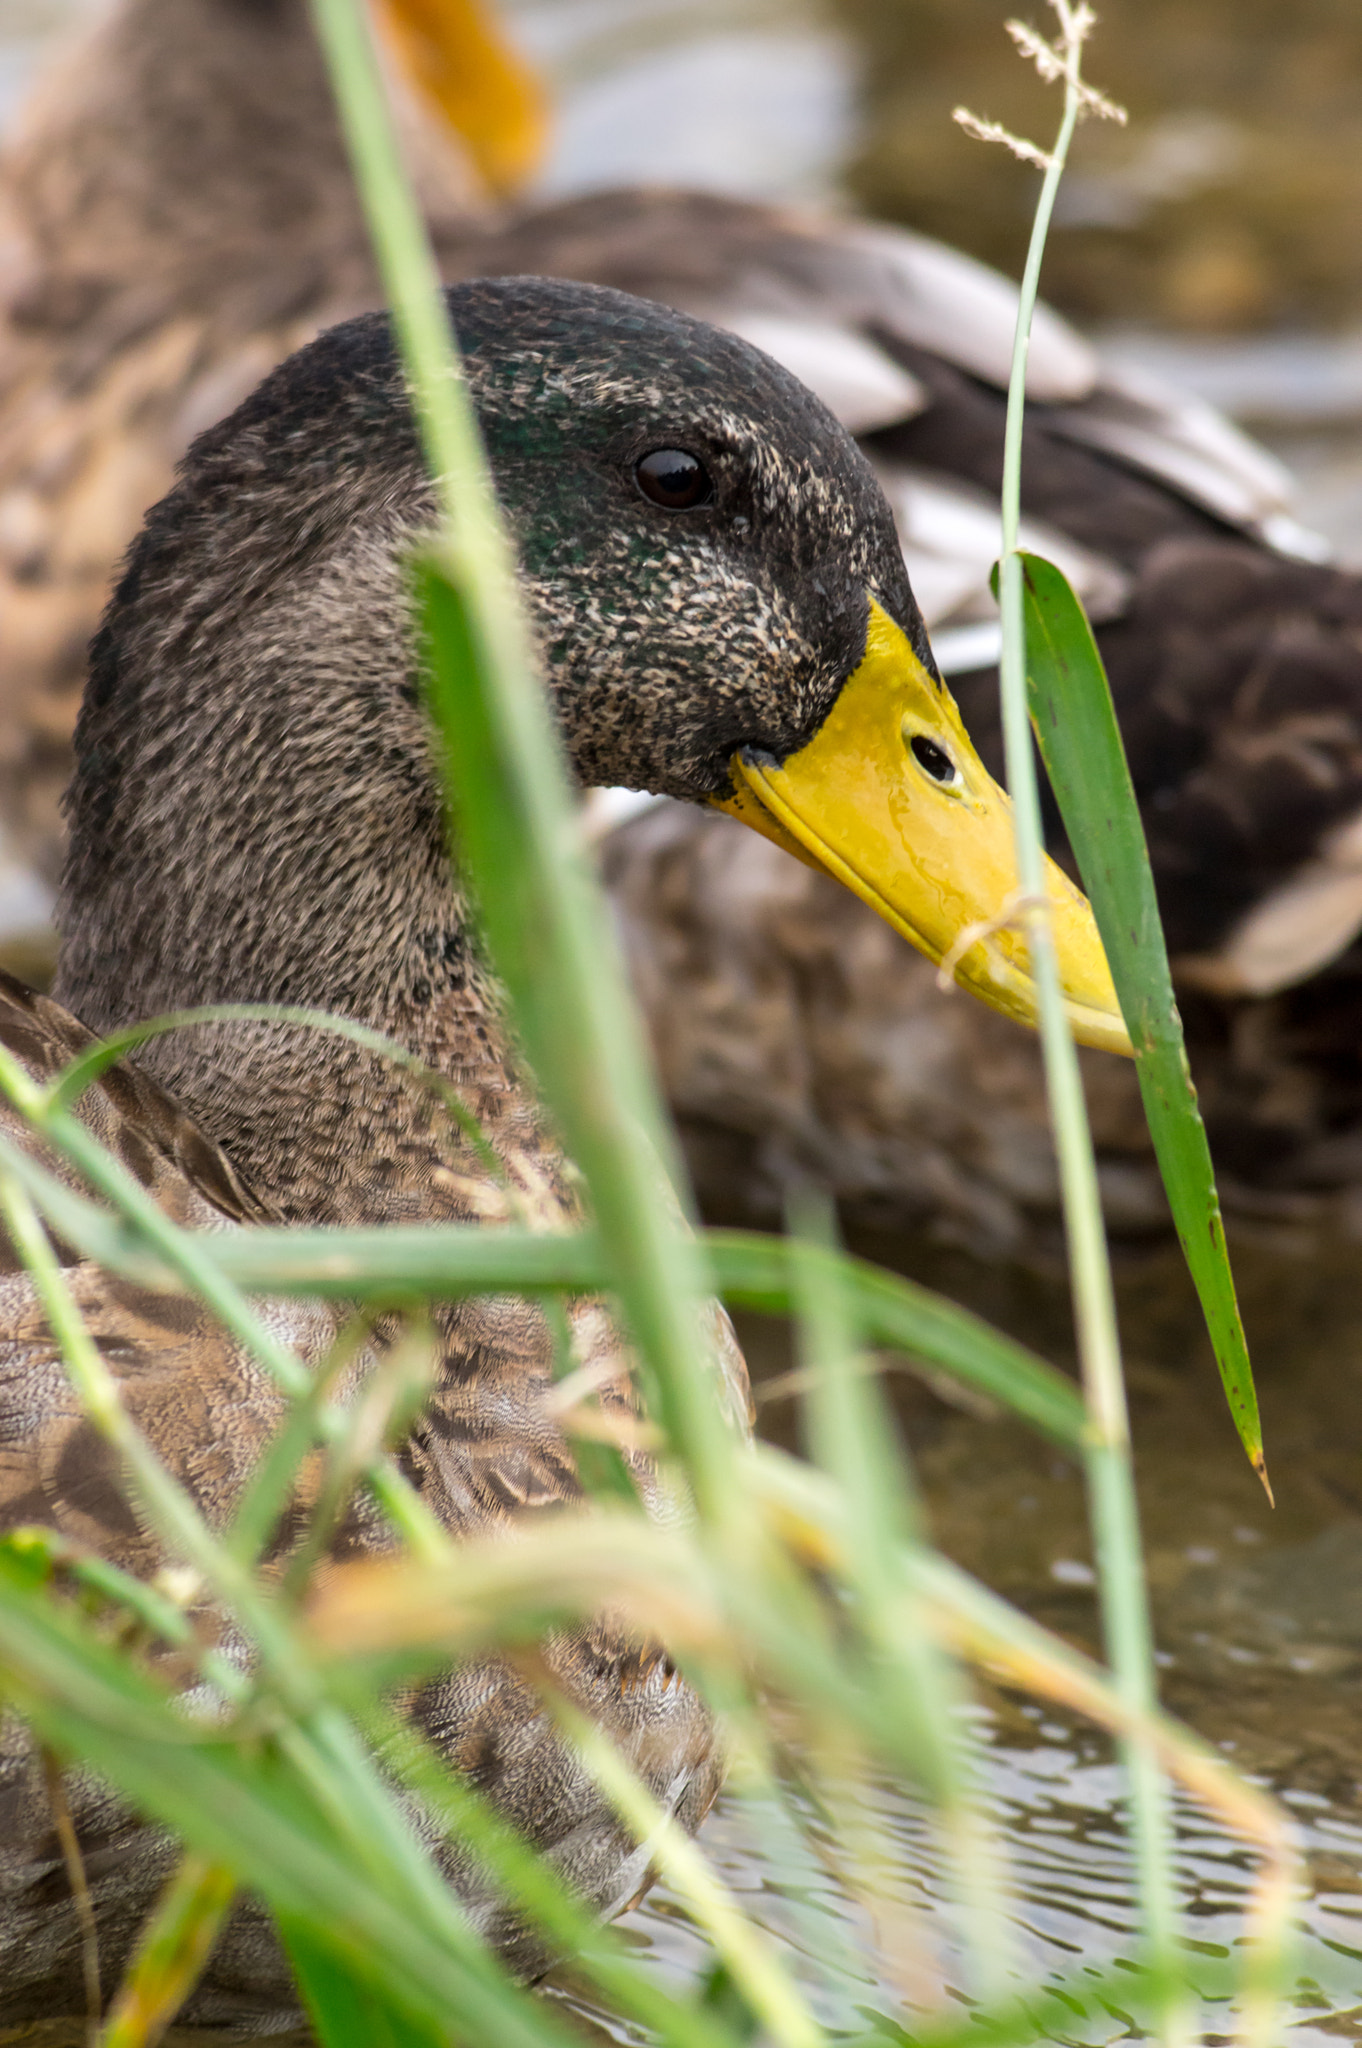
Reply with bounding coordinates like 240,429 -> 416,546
533,1226 -> 1362,2042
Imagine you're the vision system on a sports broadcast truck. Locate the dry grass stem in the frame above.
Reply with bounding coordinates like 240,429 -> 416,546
951,110 -> 1055,171
956,0 -> 1126,176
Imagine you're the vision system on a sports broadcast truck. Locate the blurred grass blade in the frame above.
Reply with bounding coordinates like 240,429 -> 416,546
101,1855 -> 236,2048
355,1702 -> 756,2048
708,1230 -> 1083,1447
414,561 -> 743,1501
1018,551 -> 1264,1486
787,1191 -> 1014,1999
278,1919 -> 449,2048
312,0 -> 742,1526
0,1108 -> 1088,1451
555,1704 -> 826,2048
0,1560 -> 581,2048
46,1002 -> 509,1188
0,1115 -> 1086,1451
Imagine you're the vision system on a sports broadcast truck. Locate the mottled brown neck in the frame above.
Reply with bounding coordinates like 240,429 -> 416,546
204,977 -> 562,1233
58,835 -> 569,1234
51,479 -> 569,1232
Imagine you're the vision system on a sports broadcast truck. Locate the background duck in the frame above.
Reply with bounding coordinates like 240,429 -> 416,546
0,276 -> 1117,2022
6,0 -> 1362,1253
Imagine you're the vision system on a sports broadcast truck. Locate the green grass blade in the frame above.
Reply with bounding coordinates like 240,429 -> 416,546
353,1701 -> 755,2048
0,1117 -> 1086,1449
552,1703 -> 826,2048
985,20 -> 1186,2024
0,1563 -> 580,2048
202,1219 -> 604,1302
310,0 -> 742,1527
1,1131 -> 1083,1452
786,1192 -> 1015,1999
1019,551 -> 1265,1486
46,1003 -> 508,1189
415,562 -> 744,1500
278,1920 -> 450,2048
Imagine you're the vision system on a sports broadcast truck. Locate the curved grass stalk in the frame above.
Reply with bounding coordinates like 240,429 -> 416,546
47,1000 -> 511,1195
553,1702 -> 826,2048
0,1129 -> 1090,1451
970,6 -> 1188,2034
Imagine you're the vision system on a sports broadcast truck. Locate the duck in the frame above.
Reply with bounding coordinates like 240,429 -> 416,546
5,0 -> 1362,1254
0,275 -> 1124,2025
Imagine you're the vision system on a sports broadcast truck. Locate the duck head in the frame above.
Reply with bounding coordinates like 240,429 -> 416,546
468,278 -> 1129,1055
58,276 -> 1128,1079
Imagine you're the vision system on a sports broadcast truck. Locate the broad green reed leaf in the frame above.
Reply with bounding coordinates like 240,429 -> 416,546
277,1920 -> 449,2048
1018,551 -> 1264,1487
981,19 -> 1184,2025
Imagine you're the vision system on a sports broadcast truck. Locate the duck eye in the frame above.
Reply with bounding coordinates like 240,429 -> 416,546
635,448 -> 713,510
911,734 -> 958,785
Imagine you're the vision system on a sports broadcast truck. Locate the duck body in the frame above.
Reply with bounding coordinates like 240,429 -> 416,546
0,0 -> 498,876
5,271 -> 1062,2022
7,0 -> 1362,1252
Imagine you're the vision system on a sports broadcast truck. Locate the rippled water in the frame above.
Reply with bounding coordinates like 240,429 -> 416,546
547,1729 -> 1362,2044
531,1225 -> 1362,2043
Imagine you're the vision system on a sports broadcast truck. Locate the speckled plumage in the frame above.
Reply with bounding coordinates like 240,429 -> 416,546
0,276 -> 920,2024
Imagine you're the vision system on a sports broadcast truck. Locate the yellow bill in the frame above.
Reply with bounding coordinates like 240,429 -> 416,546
713,598 -> 1133,1056
377,0 -> 549,196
